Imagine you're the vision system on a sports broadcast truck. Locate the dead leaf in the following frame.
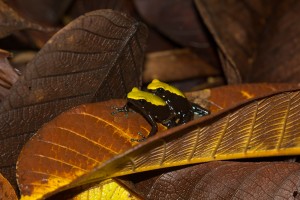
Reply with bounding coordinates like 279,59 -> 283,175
0,0 -> 54,38
17,99 -> 166,199
7,0 -> 73,26
121,161 -> 300,199
41,86 -> 300,195
143,49 -> 220,83
48,178 -> 141,200
251,1 -> 300,82
195,0 -> 275,83
134,0 -> 210,49
0,173 -> 17,200
17,84 -> 300,198
0,9 -> 148,188
0,49 -> 19,101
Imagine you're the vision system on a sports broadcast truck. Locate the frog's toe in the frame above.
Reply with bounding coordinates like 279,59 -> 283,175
131,132 -> 146,142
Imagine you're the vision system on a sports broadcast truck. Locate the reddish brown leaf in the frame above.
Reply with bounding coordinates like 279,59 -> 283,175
143,49 -> 220,83
7,0 -> 73,26
0,9 -> 148,188
18,83 -> 300,198
0,0 -> 54,38
68,0 -> 137,20
195,0 -> 276,83
134,0 -> 210,49
0,49 -> 19,101
17,99 -> 166,199
251,1 -> 300,82
0,173 -> 17,200
121,161 -> 300,199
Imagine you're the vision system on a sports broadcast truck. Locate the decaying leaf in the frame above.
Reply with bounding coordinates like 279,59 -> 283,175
195,1 -> 300,83
35,87 -> 300,196
251,1 -> 300,82
134,0 -> 210,49
49,179 -> 141,200
195,0 -> 274,83
143,49 -> 220,83
17,100 -> 166,199
0,0 -> 54,38
17,84 -> 300,198
0,49 -> 19,101
0,9 -> 148,188
0,173 -> 17,200
7,0 -> 73,26
121,161 -> 300,199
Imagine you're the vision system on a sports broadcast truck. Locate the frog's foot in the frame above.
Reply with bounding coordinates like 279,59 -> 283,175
111,105 -> 131,117
130,132 -> 146,142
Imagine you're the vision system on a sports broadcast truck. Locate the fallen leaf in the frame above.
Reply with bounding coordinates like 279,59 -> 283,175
251,1 -> 300,82
0,49 -> 19,101
49,178 -> 141,200
0,0 -> 54,38
17,99 -> 166,199
121,161 -> 300,199
48,86 -> 300,193
143,49 -> 220,83
134,0 -> 210,49
0,9 -> 148,188
195,0 -> 275,83
18,84 -> 300,198
7,0 -> 73,26
0,173 -> 17,200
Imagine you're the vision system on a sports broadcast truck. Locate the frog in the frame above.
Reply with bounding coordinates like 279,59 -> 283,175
147,79 -> 210,124
113,87 -> 178,141
113,80 -> 210,141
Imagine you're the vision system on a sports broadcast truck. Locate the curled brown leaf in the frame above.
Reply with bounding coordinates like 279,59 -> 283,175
0,9 -> 148,188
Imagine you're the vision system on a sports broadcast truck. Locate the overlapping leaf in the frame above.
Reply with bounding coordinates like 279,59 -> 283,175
0,9 -> 148,188
50,88 -> 300,195
195,0 -> 300,83
121,161 -> 300,199
17,84 -> 300,199
49,178 -> 141,200
0,0 -> 54,38
0,173 -> 17,200
17,100 -> 166,199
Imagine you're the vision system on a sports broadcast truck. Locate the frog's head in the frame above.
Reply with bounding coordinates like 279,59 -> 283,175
147,79 -> 185,98
127,87 -> 166,106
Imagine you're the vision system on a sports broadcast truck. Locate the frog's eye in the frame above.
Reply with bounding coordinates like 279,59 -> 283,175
156,88 -> 164,93
138,99 -> 146,103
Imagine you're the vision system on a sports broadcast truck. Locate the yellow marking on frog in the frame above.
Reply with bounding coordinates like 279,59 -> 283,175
241,90 -> 254,99
127,87 -> 166,106
147,79 -> 186,98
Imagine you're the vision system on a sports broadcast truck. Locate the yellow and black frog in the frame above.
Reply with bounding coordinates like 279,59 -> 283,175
147,79 -> 210,124
113,80 -> 210,141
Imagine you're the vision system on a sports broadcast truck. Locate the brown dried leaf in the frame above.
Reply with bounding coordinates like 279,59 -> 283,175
18,84 -> 300,198
0,49 -> 19,101
195,0 -> 275,83
17,100 -> 166,199
121,161 -> 300,199
251,1 -> 300,82
0,0 -> 53,38
0,173 -> 17,200
68,0 -> 137,20
0,9 -> 147,188
7,0 -> 73,25
143,49 -> 220,83
44,86 -> 300,193
134,0 -> 210,49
